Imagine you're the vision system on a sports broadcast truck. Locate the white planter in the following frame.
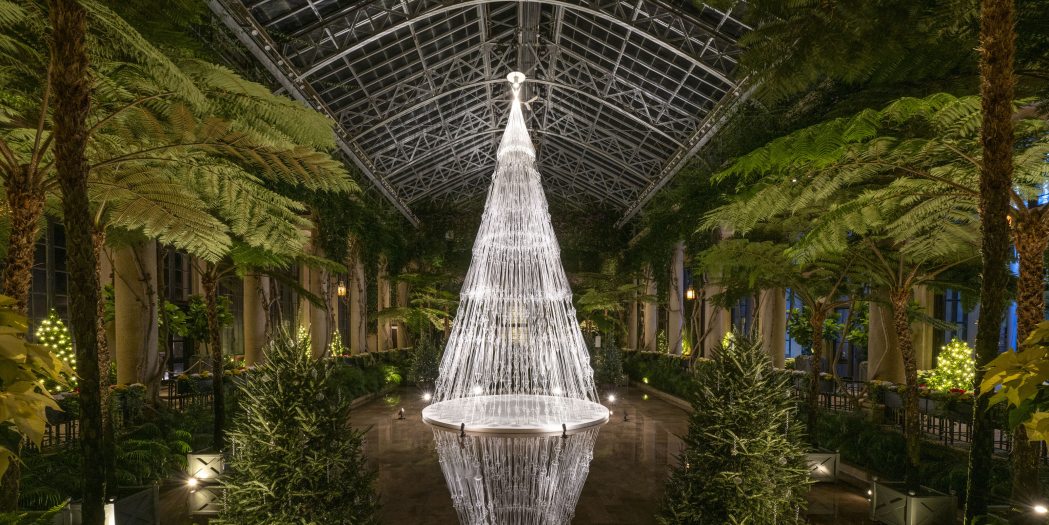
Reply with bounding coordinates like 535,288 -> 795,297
870,480 -> 956,525
188,485 -> 224,516
186,453 -> 224,481
806,451 -> 839,482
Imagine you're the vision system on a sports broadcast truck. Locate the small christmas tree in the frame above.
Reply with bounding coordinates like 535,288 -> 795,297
35,309 -> 76,392
328,329 -> 349,357
221,333 -> 379,524
926,338 -> 975,392
660,334 -> 810,524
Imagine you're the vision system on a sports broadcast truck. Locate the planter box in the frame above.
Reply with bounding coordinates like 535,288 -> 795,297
919,398 -> 938,415
188,486 -> 224,516
806,451 -> 839,483
61,486 -> 158,525
884,391 -> 904,410
870,480 -> 956,525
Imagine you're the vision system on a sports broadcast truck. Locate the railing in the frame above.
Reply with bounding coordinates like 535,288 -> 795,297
160,378 -> 215,410
792,381 -> 1024,457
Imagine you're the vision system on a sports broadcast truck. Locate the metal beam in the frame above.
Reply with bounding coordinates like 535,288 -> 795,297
296,0 -> 736,88
355,78 -> 683,146
384,128 -> 650,186
208,0 -> 420,226
615,80 -> 756,228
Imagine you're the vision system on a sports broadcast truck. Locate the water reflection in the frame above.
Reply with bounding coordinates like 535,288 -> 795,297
432,427 -> 601,525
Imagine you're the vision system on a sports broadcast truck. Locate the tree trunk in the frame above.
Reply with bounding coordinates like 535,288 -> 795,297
92,230 -> 117,500
203,265 -> 225,450
890,289 -> 922,490
0,173 -> 45,312
806,309 -> 826,446
1010,218 -> 1048,506
48,1 -> 105,523
0,173 -> 38,510
966,0 -> 1016,521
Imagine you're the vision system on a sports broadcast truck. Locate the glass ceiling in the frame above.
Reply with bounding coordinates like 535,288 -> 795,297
210,0 -> 751,225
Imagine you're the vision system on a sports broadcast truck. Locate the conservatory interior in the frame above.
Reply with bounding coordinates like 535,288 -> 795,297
0,0 -> 1047,524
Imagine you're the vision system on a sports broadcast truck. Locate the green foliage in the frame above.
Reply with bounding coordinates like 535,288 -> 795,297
982,321 -> 1049,440
330,350 -> 411,400
660,335 -> 809,524
18,418 -> 191,509
184,294 -> 232,343
622,352 -> 706,400
407,333 -> 442,389
814,411 -> 1010,504
592,333 -> 625,387
785,307 -> 843,352
926,339 -> 975,392
220,334 -> 379,525
0,295 -> 69,476
0,502 -> 67,525
33,310 -> 75,393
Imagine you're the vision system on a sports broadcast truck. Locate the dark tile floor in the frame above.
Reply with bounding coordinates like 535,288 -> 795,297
355,387 -> 875,524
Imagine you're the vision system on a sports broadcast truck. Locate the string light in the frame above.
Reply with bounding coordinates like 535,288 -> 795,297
36,309 -> 76,392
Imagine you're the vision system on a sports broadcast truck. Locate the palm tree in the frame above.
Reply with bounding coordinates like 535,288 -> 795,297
694,238 -> 855,443
722,2 -> 1046,516
46,1 -> 104,522
704,94 -> 999,489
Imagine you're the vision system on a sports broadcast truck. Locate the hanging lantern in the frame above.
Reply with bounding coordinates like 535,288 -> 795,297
336,281 -> 347,297
685,286 -> 696,301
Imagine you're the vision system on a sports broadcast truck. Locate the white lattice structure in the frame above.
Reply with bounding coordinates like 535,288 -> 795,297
423,73 -> 608,525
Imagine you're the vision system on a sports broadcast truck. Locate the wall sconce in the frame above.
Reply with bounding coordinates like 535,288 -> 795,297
336,281 -> 347,297
685,286 -> 696,300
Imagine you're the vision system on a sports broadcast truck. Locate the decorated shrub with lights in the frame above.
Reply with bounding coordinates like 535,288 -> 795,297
926,339 -> 975,392
35,309 -> 76,392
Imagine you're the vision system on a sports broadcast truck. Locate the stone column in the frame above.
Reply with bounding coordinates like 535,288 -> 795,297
242,273 -> 268,366
396,278 -> 411,348
114,240 -> 159,385
376,258 -> 392,352
349,258 -> 368,354
627,281 -> 639,351
867,301 -> 905,383
759,288 -> 787,368
667,242 -> 685,355
912,285 -> 936,370
700,282 -> 731,357
642,264 -> 659,352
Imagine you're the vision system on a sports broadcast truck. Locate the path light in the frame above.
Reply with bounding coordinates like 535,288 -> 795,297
422,392 -> 432,402
607,394 -> 616,403
1034,503 -> 1048,515
398,408 -> 405,420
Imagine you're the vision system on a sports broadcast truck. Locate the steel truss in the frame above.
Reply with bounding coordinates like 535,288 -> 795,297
211,0 -> 750,224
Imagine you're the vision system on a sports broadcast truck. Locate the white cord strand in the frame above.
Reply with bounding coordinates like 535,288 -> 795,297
433,76 -> 599,404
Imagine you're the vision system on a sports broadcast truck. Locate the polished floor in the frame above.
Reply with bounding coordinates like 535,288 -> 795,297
354,387 -> 875,524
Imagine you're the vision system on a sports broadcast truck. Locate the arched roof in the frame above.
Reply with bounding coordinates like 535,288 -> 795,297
209,0 -> 751,225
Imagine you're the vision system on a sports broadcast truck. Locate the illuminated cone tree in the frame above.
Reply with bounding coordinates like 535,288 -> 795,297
423,73 -> 608,525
